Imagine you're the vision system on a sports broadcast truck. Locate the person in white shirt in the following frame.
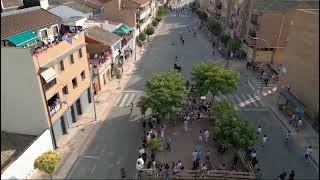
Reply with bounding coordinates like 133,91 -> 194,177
136,156 -> 144,170
184,120 -> 188,132
305,146 -> 313,163
257,125 -> 262,134
138,147 -> 145,155
198,131 -> 203,142
262,134 -> 268,147
203,129 -> 209,142
296,118 -> 303,132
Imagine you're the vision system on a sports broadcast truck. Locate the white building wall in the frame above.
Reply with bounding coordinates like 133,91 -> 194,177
1,129 -> 53,179
1,48 -> 49,135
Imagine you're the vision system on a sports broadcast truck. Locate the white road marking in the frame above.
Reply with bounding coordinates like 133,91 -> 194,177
126,93 -> 135,107
90,164 -> 96,174
247,94 -> 259,107
81,155 -> 100,159
119,93 -> 129,107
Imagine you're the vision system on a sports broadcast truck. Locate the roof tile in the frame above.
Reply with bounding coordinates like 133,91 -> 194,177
85,26 -> 122,46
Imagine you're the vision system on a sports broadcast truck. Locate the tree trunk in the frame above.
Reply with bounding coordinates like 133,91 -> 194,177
148,35 -> 150,42
49,173 -> 52,180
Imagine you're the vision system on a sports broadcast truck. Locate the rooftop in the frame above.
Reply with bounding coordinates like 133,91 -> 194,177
1,131 -> 36,171
85,26 -> 122,46
48,5 -> 89,19
50,0 -> 101,13
1,0 -> 23,9
1,6 -> 62,39
253,0 -> 319,12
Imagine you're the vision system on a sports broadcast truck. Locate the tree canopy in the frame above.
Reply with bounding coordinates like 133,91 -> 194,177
139,32 -> 147,42
34,151 -> 61,180
152,19 -> 159,27
191,63 -> 239,98
228,37 -> 242,52
143,70 -> 187,122
208,20 -> 222,36
145,25 -> 155,41
196,10 -> 208,22
219,34 -> 231,45
210,101 -> 258,151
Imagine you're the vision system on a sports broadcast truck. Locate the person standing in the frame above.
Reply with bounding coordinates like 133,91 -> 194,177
204,129 -> 209,142
257,125 -> 262,134
285,130 -> 291,143
288,170 -> 295,180
165,136 -> 172,152
278,171 -> 287,180
232,154 -> 239,169
198,131 -> 203,142
184,119 -> 188,132
160,125 -> 165,138
120,168 -> 126,179
305,146 -> 313,163
192,150 -> 198,169
262,134 -> 268,147
296,118 -> 303,132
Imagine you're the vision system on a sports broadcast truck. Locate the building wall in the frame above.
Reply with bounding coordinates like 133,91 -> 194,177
281,9 -> 319,119
1,48 -> 49,136
33,32 -> 91,125
1,129 -> 53,179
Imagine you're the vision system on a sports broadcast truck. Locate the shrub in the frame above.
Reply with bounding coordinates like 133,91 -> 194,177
138,32 -> 147,42
34,151 -> 61,180
152,19 -> 159,27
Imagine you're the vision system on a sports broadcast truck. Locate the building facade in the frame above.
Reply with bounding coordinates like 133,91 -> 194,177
280,9 -> 319,120
1,7 -> 93,148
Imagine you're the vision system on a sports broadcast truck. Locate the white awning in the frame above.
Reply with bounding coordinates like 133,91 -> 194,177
40,67 -> 57,83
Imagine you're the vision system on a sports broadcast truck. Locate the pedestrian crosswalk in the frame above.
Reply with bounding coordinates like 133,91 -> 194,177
114,91 -> 145,107
215,93 -> 267,110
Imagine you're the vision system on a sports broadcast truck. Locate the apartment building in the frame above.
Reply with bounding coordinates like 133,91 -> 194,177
1,7 -> 93,148
85,26 -> 123,94
103,0 -> 154,34
243,0 -> 319,64
280,9 -> 319,121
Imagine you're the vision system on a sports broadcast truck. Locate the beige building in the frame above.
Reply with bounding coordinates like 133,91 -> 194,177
244,0 -> 318,64
102,0 -> 154,33
1,7 -> 93,148
280,9 -> 319,120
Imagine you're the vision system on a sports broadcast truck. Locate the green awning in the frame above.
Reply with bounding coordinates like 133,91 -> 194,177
112,25 -> 134,36
8,31 -> 39,47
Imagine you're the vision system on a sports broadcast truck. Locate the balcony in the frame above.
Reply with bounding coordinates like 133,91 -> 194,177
48,94 -> 61,117
137,7 -> 151,20
121,33 -> 134,48
32,29 -> 85,67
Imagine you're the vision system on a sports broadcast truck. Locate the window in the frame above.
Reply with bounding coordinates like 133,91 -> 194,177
63,85 -> 68,95
69,54 -> 74,64
72,78 -> 78,89
40,29 -> 48,40
59,60 -> 65,71
43,78 -> 57,91
81,71 -> 85,80
52,25 -> 59,36
78,48 -> 83,58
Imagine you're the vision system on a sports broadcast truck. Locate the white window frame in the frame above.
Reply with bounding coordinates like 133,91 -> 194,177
39,28 -> 48,40
51,24 -> 59,36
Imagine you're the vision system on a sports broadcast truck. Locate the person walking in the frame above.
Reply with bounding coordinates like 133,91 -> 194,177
278,171 -> 287,180
182,39 -> 185,45
192,150 -> 198,169
160,125 -> 165,138
165,136 -> 172,152
184,119 -> 188,132
203,129 -> 209,142
129,105 -> 133,118
262,134 -> 268,147
285,130 -> 291,143
304,146 -> 313,163
257,125 -> 262,134
198,131 -> 203,142
288,170 -> 295,180
120,168 -> 126,179
296,118 -> 303,132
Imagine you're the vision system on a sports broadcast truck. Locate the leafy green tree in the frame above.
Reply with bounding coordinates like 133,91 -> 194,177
211,101 -> 258,151
228,37 -> 242,52
145,70 -> 187,124
34,151 -> 61,180
152,19 -> 159,27
145,25 -> 155,42
155,16 -> 163,22
196,10 -> 208,22
208,20 -> 222,36
147,138 -> 162,153
191,63 -> 239,100
138,32 -> 147,42
219,34 -> 231,45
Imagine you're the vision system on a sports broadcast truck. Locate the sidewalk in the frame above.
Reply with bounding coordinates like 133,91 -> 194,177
29,46 -> 145,179
263,93 -> 319,168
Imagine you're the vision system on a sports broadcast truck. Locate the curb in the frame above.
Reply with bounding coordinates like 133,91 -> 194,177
265,101 -> 319,168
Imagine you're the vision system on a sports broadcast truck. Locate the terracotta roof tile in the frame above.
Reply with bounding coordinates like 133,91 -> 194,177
1,7 -> 62,39
85,26 -> 122,46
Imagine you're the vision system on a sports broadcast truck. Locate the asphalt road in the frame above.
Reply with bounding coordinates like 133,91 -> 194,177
66,4 -> 319,179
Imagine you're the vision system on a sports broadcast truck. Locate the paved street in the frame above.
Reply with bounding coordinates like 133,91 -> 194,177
66,4 -> 319,180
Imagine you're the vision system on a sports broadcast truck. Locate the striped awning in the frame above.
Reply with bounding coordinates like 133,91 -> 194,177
8,31 -> 39,47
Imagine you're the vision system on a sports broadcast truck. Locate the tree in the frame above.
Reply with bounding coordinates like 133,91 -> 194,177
219,34 -> 231,45
145,70 -> 187,124
210,101 -> 258,151
145,25 -> 155,42
138,32 -> 147,42
34,151 -> 61,180
228,37 -> 242,52
208,20 -> 222,36
152,19 -> 159,27
155,16 -> 163,22
147,138 -> 162,153
196,10 -> 208,22
191,63 -> 239,100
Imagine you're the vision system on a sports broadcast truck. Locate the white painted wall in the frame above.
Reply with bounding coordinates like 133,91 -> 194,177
1,129 -> 53,180
1,48 -> 49,135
